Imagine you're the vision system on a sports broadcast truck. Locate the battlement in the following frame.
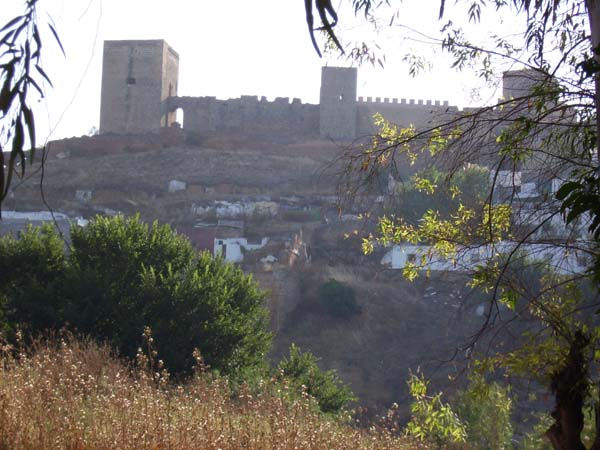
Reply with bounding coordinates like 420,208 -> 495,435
357,97 -> 450,107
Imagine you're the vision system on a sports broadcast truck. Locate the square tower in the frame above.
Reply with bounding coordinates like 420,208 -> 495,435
502,69 -> 546,101
319,67 -> 357,140
99,40 -> 179,134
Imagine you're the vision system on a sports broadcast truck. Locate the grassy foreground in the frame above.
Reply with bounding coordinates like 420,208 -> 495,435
0,337 -> 421,449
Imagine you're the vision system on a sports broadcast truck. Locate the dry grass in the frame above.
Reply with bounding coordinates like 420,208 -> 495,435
0,337 -> 423,449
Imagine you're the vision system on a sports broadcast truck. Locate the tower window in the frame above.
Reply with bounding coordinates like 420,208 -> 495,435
126,77 -> 136,85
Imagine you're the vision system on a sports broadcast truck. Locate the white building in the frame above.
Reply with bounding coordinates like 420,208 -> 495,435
382,241 -> 590,276
214,237 -> 269,263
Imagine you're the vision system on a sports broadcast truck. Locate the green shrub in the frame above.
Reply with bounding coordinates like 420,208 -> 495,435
276,343 -> 356,415
318,279 -> 360,318
0,224 -> 67,334
405,372 -> 467,445
455,374 -> 514,449
0,215 -> 272,377
280,209 -> 319,223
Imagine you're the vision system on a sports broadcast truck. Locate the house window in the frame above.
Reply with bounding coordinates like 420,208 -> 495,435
127,77 -> 136,85
407,253 -> 416,263
577,256 -> 588,267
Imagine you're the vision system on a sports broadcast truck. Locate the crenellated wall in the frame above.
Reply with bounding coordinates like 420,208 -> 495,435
167,92 -> 459,139
355,96 -> 458,136
99,40 -> 540,141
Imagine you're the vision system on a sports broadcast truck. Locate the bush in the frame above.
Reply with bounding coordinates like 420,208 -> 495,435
455,374 -> 513,450
405,372 -> 467,445
276,343 -> 356,415
318,279 -> 360,318
0,224 -> 67,334
0,215 -> 272,377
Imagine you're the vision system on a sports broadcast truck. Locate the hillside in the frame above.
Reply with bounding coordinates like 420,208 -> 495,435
7,130 -> 504,418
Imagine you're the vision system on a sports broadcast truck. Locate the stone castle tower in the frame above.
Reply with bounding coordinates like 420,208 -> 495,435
99,40 -> 179,134
319,67 -> 357,140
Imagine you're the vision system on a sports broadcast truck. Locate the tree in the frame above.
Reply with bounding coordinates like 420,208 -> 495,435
404,372 -> 467,446
0,215 -> 272,377
276,343 -> 356,414
0,0 -> 63,217
455,373 -> 514,449
318,279 -> 360,318
0,223 -> 66,333
305,1 -> 600,448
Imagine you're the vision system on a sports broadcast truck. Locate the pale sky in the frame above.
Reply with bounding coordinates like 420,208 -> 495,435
5,0 -> 527,142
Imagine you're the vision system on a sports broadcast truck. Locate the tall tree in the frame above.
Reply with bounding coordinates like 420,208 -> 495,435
305,1 -> 600,448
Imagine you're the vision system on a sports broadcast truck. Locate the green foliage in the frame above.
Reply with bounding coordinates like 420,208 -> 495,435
0,224 -> 67,333
0,215 -> 272,377
0,0 -> 64,214
455,374 -> 513,450
556,174 -> 600,277
404,372 -> 467,445
391,165 -> 490,227
276,343 -> 356,415
137,251 -> 271,377
520,414 -> 553,450
318,279 -> 360,318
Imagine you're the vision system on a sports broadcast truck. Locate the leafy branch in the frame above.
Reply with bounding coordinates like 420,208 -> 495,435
0,0 -> 62,217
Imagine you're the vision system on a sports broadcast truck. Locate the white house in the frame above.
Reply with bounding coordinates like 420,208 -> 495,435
381,241 -> 590,275
214,237 -> 269,263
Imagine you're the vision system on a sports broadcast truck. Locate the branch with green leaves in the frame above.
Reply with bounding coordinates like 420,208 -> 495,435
0,0 -> 62,218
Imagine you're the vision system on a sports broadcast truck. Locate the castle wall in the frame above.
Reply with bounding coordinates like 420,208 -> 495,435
100,40 -> 179,134
169,96 -> 320,137
355,97 -> 459,136
98,39 -> 542,142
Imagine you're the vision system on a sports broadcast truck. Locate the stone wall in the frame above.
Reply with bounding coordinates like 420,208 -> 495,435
356,97 -> 458,136
169,95 -> 320,137
47,129 -> 185,158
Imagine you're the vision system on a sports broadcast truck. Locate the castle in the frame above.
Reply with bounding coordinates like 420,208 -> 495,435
99,39 -> 540,140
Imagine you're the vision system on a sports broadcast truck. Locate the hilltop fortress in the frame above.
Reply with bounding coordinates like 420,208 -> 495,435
99,39 -> 537,140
